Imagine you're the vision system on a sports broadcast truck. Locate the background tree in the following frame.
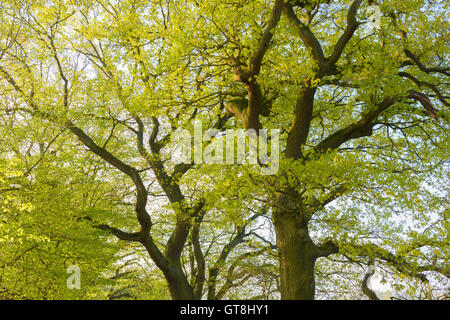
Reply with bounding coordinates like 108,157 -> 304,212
0,114 -> 123,299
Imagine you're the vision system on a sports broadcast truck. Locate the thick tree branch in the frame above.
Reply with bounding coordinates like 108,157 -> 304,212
285,86 -> 317,159
95,224 -> 143,242
283,1 -> 366,160
248,0 -> 285,76
231,0 -> 283,131
66,122 -> 152,235
399,71 -> 449,107
130,115 -> 192,265
314,98 -> 395,154
327,0 -> 363,67
314,239 -> 339,258
283,4 -> 326,71
361,265 -> 379,300
191,211 -> 206,299
307,184 -> 348,215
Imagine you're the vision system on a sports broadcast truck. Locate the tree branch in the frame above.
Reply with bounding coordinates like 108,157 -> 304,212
95,223 -> 143,242
248,0 -> 285,76
66,122 -> 152,235
361,265 -> 379,300
399,71 -> 449,107
285,85 -> 317,159
283,3 -> 326,71
314,98 -> 395,154
403,49 -> 450,76
191,211 -> 206,299
327,0 -> 363,67
207,225 -> 248,300
230,0 -> 283,131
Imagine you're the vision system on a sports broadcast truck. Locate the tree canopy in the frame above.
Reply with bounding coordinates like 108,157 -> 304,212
0,0 -> 448,300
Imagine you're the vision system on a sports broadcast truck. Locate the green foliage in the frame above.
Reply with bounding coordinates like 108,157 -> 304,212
0,0 -> 448,300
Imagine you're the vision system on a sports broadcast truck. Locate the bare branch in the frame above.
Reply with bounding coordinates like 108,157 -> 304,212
404,49 -> 450,76
399,71 -> 449,107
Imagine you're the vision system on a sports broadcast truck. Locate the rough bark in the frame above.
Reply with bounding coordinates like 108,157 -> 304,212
272,206 -> 316,299
165,267 -> 197,300
271,190 -> 317,300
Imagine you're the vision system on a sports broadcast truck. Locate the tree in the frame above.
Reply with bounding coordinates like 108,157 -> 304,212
0,0 -> 448,299
0,119 -> 121,299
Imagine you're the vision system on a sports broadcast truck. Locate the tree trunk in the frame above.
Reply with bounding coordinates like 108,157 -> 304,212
141,238 -> 196,300
272,202 -> 317,300
166,266 -> 197,300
